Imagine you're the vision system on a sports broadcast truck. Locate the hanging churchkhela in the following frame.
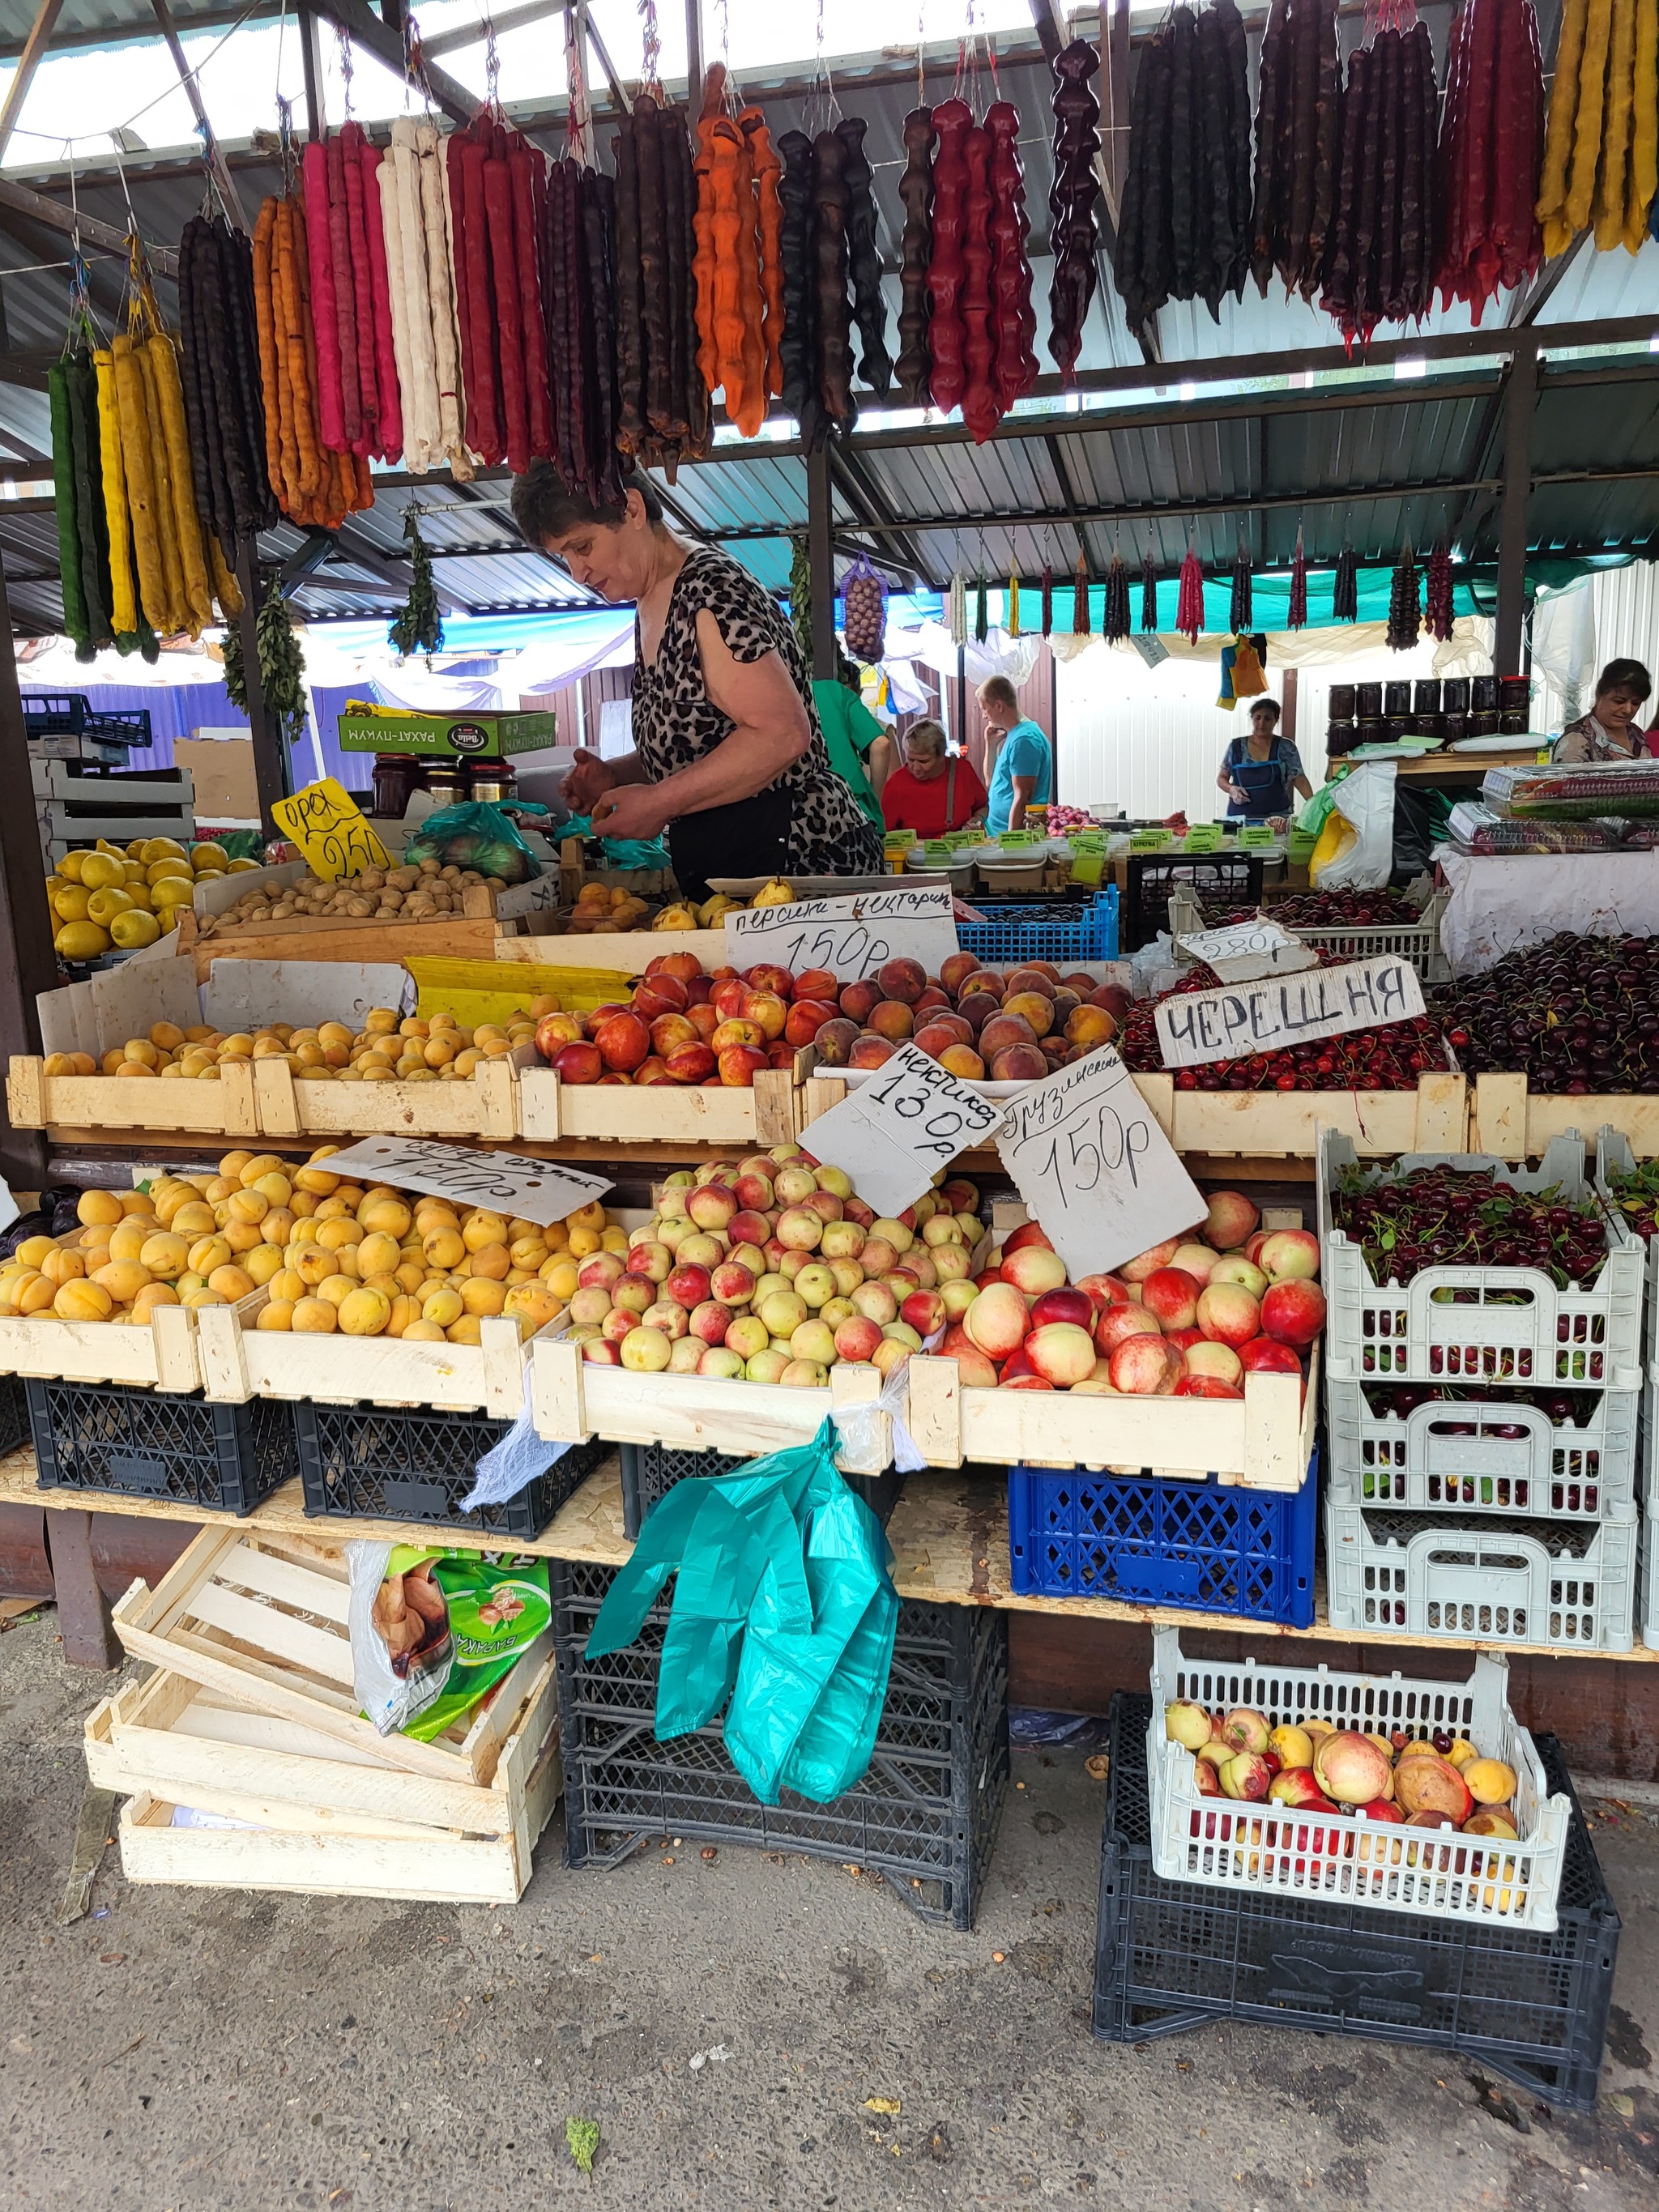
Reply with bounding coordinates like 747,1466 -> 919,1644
178,214 -> 279,545
1435,0 -> 1546,316
1387,543 -> 1422,650
1175,544 -> 1205,642
1287,526 -> 1308,629
1251,0 -> 1341,299
544,155 -> 627,509
1320,10 -> 1438,343
615,92 -> 706,472
1426,540 -> 1454,640
1048,38 -> 1101,379
1102,552 -> 1131,641
252,179 -> 376,526
1141,552 -> 1159,633
1332,543 -> 1359,621
1535,0 -> 1657,259
895,108 -> 936,403
915,91 -> 1037,443
377,117 -> 467,477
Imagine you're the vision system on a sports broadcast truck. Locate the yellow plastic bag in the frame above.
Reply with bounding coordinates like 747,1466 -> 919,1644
407,957 -> 630,1027
1308,812 -> 1355,885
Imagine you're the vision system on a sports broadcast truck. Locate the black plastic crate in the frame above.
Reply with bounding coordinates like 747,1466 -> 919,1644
26,1380 -> 298,1515
553,1556 -> 1009,1928
1124,853 -> 1265,951
0,1374 -> 28,1458
294,1400 -> 608,1539
1094,1694 -> 1620,2109
618,1440 -> 905,1540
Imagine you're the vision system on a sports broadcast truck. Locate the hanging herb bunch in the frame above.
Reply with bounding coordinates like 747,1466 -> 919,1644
1387,543 -> 1422,651
389,510 -> 445,659
226,576 -> 309,763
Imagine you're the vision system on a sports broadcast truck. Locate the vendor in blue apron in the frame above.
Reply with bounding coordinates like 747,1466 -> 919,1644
1216,700 -> 1314,826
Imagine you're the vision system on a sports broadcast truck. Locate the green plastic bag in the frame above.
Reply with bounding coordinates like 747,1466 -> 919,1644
583,1421 -> 898,1805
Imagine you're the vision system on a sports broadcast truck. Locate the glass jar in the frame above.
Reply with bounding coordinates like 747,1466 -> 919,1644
421,761 -> 466,806
1328,684 -> 1357,718
1441,678 -> 1470,713
1414,679 -> 1443,714
1470,675 -> 1499,712
1384,681 -> 1413,717
1355,681 -> 1384,717
467,761 -> 517,805
370,752 -> 420,817
1499,676 -> 1532,713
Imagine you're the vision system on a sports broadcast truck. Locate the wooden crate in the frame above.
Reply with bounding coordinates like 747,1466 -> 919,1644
0,1302 -> 198,1390
1134,1071 -> 1469,1159
181,911 -> 498,980
250,1042 -> 530,1140
530,1336 -> 891,1473
11,955 -> 258,1134
518,1061 -> 799,1146
87,1658 -> 561,1903
904,1347 -> 1318,1493
194,1295 -> 554,1417
113,1525 -> 553,1782
490,926 -> 720,970
1472,1072 -> 1659,1161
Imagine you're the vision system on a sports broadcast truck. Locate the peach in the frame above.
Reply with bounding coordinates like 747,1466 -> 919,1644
964,1281 -> 1031,1358
1196,1281 -> 1261,1347
1140,1267 -> 1202,1330
876,957 -> 928,1004
1095,1302 -> 1162,1353
699,1346 -> 746,1379
794,967 -> 839,1003
900,1286 -> 946,1336
775,1207 -> 824,1252
847,1036 -> 896,1069
1208,1255 -> 1269,1298
667,1263 -> 713,1310
625,1242 -> 673,1284
1392,1755 -> 1473,1826
1312,1731 -> 1394,1807
710,1262 -> 757,1305
1001,991 -> 1055,1038
1205,1191 -> 1260,1250
1027,1287 -> 1094,1332
744,1348 -> 791,1383
819,1221 -> 867,1262
1120,1238 -> 1183,1284
812,1017 -> 860,1066
915,1016 -> 973,1059
1163,1242 -> 1217,1285
979,1012 -> 1038,1058
552,1039 -> 604,1085
687,1183 -> 739,1231
1026,1321 -> 1098,1387
940,951 -> 982,995
989,1043 -> 1048,1083
1239,1336 -> 1303,1375
618,1326 -> 672,1371
1076,1272 -> 1132,1314
938,1043 -> 988,1080
850,1281 -> 898,1325
641,1300 -> 690,1339
1260,1280 -> 1326,1347
956,991 -> 1002,1034
1063,1004 -> 1117,1052
1259,1229 -> 1321,1283
1184,1340 -> 1244,1387
711,1017 -> 766,1053
741,990 -> 789,1039
723,1313 -> 770,1360
838,978 -> 881,1023
794,1263 -> 837,1307
1107,1335 -> 1184,1394
867,999 -> 915,1042
834,1315 -> 885,1363
1001,1245 -> 1068,1298
649,1012 -> 700,1059
593,1011 -> 651,1072
647,951 -> 704,986
778,1357 -> 828,1388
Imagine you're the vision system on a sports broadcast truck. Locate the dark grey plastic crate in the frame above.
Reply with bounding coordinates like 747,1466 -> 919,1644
0,1373 -> 28,1458
1094,1694 -> 1619,2109
1124,852 -> 1265,951
26,1379 -> 297,1515
552,1557 -> 1008,1929
294,1401 -> 607,1539
617,1440 -> 904,1539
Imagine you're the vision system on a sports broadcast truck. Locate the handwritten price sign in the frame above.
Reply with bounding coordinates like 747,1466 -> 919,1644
1154,953 -> 1427,1070
726,885 -> 959,981
1175,916 -> 1317,983
271,777 -> 392,883
994,1049 -> 1205,1279
804,1042 -> 1003,1217
320,1136 -> 612,1226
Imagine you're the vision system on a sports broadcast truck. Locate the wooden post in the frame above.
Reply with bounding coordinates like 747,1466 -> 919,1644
0,0 -> 66,164
0,556 -> 57,1187
1495,338 -> 1537,679
806,441 -> 836,680
234,540 -> 288,833
48,1510 -> 121,1670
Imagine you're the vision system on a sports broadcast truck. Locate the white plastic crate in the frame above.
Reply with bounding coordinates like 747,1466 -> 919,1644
1593,1127 -> 1659,1374
1166,882 -> 1452,983
1324,1377 -> 1639,1522
1642,1508 -> 1659,1652
1324,1496 -> 1639,1652
1145,1628 -> 1572,1931
1318,1131 -> 1644,1391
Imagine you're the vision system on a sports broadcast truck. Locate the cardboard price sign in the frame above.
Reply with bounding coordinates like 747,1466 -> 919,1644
271,777 -> 392,882
320,1136 -> 612,1226
726,885 -> 959,981
1154,953 -> 1427,1070
803,1042 -> 1004,1217
1175,916 -> 1317,983
994,1050 -> 1205,1279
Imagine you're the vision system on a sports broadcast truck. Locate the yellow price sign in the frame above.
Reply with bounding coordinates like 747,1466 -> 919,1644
271,777 -> 392,882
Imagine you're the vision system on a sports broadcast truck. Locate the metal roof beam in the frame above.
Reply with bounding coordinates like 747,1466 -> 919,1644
422,0 -> 570,59
825,446 -> 932,585
150,0 -> 248,228
0,177 -> 177,275
305,0 -> 479,131
0,0 -> 66,165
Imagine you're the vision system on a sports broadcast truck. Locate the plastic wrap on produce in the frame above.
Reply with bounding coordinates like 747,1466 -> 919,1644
1447,802 -> 1626,855
1482,759 -> 1659,820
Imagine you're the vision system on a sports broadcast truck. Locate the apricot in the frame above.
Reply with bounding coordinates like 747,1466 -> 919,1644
338,1286 -> 392,1336
207,1264 -> 257,1302
54,1279 -> 113,1321
257,1300 -> 297,1331
291,1296 -> 338,1333
130,1282 -> 181,1321
461,1276 -> 509,1317
78,1189 -> 125,1228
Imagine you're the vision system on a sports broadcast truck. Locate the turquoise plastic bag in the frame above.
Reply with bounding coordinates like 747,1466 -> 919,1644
558,812 -> 672,872
583,1421 -> 898,1806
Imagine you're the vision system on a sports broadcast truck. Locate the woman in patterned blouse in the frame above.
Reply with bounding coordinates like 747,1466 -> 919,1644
511,462 -> 885,901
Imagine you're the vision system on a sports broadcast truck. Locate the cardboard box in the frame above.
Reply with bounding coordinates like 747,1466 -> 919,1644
338,710 -> 557,761
175,736 -> 260,823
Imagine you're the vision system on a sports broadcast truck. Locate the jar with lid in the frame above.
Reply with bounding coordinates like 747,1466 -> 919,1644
1441,678 -> 1470,713
421,760 -> 466,806
1414,678 -> 1442,715
1355,680 -> 1384,717
371,752 -> 420,817
467,760 -> 518,805
1328,683 -> 1357,718
1470,675 -> 1499,713
1499,676 -> 1532,713
1384,680 -> 1413,717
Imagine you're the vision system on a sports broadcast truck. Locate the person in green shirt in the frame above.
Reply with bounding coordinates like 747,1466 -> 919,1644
811,653 -> 893,832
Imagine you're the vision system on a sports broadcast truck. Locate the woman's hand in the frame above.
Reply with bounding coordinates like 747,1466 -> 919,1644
561,748 -> 620,816
590,782 -> 671,842
1226,781 -> 1248,806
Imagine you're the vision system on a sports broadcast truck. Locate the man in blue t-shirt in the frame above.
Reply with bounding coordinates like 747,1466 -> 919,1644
979,676 -> 1053,833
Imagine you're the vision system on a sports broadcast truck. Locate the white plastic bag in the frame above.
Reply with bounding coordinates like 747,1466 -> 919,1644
829,1348 -> 937,1476
1313,762 -> 1397,891
458,1371 -> 574,1515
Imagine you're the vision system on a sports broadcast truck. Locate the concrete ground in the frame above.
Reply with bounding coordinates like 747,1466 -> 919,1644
1,1607 -> 1656,2212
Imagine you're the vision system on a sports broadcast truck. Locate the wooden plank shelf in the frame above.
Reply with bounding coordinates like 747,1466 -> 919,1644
1472,1072 -> 1659,1161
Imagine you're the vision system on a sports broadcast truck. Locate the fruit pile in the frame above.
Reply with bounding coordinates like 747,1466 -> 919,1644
569,1149 -> 983,1383
1163,1698 -> 1524,1841
1602,1155 -> 1659,1242
1435,932 -> 1659,1094
41,1004 -> 544,1085
1203,887 -> 1423,931
1120,958 -> 1447,1091
560,876 -> 797,936
1328,1162 -> 1610,1289
48,837 -> 255,960
957,1194 -> 1324,1398
0,1144 -> 621,1340
198,858 -> 505,937
533,953 -> 1131,1091
1034,803 -> 1095,833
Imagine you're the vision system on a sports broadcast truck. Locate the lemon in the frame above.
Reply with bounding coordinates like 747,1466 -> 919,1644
190,842 -> 229,871
110,909 -> 161,949
86,885 -> 135,925
54,919 -> 111,958
51,883 -> 92,923
159,904 -> 182,933
141,837 -> 187,865
227,857 -> 260,872
150,872 -> 194,909
57,849 -> 87,884
124,880 -> 154,911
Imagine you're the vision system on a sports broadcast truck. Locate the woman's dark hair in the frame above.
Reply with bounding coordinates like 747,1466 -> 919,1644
1595,658 -> 1653,702
1249,697 -> 1282,722
510,460 -> 664,546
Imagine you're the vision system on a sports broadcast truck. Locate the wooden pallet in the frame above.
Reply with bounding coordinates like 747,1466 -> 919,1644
1471,1072 -> 1659,1161
250,1042 -> 529,1140
112,1525 -> 552,1782
194,1294 -> 555,1417
530,1336 -> 892,1473
517,1061 -> 799,1146
0,1302 -> 198,1390
904,1347 -> 1317,1492
84,1652 -> 561,1902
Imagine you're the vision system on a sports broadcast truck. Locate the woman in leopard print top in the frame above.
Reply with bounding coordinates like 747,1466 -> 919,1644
511,461 -> 885,900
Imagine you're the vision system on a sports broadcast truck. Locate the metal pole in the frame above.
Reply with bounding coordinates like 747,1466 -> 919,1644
806,442 -> 836,680
299,0 -> 326,140
0,556 -> 58,1186
233,543 -> 288,831
685,0 -> 702,102
1495,338 -> 1537,677
151,0 -> 249,228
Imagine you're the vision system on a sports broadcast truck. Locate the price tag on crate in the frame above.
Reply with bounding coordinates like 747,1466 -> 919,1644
1154,953 -> 1427,1069
271,777 -> 392,882
994,1050 -> 1205,1278
1174,916 -> 1318,983
727,884 -> 959,981
804,1042 -> 1003,1217
319,1136 -> 612,1225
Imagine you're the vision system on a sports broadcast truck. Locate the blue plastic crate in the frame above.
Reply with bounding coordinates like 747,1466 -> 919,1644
22,693 -> 87,735
956,885 -> 1119,966
1007,1451 -> 1318,1626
